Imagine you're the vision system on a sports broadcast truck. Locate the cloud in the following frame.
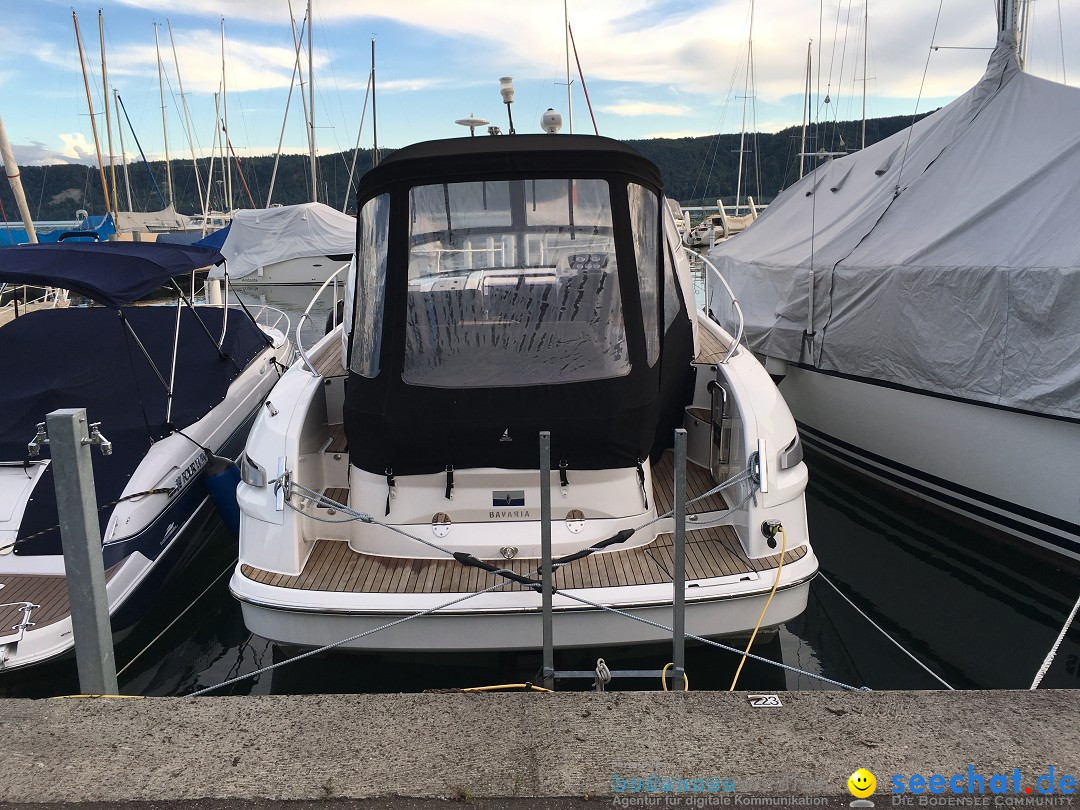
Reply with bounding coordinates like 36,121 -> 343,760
9,141 -> 95,167
58,133 -> 97,161
598,101 -> 692,117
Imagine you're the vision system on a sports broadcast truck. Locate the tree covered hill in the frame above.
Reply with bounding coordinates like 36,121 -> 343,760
1,112 -> 929,224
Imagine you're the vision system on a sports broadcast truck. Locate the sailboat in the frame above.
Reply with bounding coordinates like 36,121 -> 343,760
230,129 -> 818,653
708,1 -> 1080,559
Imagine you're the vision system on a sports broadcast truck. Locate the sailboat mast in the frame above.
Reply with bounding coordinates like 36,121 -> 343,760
73,11 -> 113,219
735,0 -> 754,215
861,1 -> 868,149
99,11 -> 119,216
154,23 -> 174,208
221,18 -> 233,211
307,0 -> 317,202
800,41 -> 810,180
371,38 -> 379,167
113,89 -> 134,211
0,114 -> 37,242
564,0 -> 573,133
168,20 -> 205,217
269,1 -> 307,206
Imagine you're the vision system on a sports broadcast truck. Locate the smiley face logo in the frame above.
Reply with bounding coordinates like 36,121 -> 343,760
848,769 -> 876,798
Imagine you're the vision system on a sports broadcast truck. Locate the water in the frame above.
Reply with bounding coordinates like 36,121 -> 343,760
4,281 -> 1078,697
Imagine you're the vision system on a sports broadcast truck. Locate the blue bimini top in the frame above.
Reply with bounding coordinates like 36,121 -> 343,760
0,241 -> 222,307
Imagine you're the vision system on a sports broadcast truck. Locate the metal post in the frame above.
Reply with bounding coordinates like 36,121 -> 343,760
46,408 -> 118,695
540,430 -> 554,689
672,428 -> 687,689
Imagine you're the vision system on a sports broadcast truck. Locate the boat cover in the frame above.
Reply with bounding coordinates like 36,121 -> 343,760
211,202 -> 355,279
1,305 -> 269,556
709,30 -> 1080,421
0,242 -> 223,308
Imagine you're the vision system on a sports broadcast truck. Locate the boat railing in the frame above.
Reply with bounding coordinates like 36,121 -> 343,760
249,304 -> 291,341
691,249 -> 745,364
0,283 -> 69,312
296,263 -> 350,376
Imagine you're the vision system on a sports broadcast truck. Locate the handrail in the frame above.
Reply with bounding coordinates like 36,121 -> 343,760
296,263 -> 350,376
682,246 -> 745,364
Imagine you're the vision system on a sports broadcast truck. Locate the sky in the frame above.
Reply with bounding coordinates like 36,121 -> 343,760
1,0 -> 1076,171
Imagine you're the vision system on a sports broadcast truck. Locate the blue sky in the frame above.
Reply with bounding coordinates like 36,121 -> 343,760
2,0 -> 1076,167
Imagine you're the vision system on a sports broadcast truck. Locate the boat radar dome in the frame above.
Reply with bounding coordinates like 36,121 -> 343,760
455,114 -> 490,137
541,108 -> 563,134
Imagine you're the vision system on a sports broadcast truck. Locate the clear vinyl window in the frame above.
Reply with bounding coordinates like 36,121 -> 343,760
403,178 -> 629,388
629,183 -> 660,366
348,193 -> 390,378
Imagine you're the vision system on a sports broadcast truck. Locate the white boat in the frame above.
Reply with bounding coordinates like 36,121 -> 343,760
0,241 -> 292,672
211,202 -> 355,286
708,16 -> 1080,559
231,133 -> 817,653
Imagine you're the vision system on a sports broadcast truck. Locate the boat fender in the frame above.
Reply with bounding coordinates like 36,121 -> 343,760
204,454 -> 242,537
324,300 -> 345,335
559,461 -> 569,497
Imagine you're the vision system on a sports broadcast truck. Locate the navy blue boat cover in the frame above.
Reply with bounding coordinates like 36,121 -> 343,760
1,305 -> 268,556
0,242 -> 223,308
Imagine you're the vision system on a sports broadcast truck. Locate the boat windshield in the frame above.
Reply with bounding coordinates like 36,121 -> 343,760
403,178 -> 629,388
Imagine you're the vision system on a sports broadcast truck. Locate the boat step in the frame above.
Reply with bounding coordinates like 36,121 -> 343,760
319,487 -> 350,508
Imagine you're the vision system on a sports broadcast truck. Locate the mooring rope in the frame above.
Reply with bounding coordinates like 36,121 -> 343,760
187,580 -> 514,697
1030,589 -> 1080,690
817,572 -> 953,690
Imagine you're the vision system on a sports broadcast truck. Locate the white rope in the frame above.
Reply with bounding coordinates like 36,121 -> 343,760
818,572 -> 953,690
1030,589 -> 1080,690
187,580 -> 513,696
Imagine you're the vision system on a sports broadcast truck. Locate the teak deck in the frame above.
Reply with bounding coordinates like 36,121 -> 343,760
0,565 -> 119,636
241,449 -> 806,595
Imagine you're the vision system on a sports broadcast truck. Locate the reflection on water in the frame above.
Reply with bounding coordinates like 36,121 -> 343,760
3,279 -> 1078,697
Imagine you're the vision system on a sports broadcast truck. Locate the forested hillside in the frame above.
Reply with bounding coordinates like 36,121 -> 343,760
1,112 -> 930,223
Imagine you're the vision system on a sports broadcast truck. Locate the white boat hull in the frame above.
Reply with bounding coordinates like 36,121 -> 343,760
779,365 -> 1080,559
233,552 -> 817,652
231,255 -> 350,286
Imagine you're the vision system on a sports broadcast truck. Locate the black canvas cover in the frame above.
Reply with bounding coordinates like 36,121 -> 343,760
3,306 -> 268,556
344,135 -> 686,475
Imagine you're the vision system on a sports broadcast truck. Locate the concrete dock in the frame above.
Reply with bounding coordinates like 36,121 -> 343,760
1,690 -> 1078,807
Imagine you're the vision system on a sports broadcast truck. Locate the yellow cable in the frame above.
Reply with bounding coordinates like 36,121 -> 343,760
48,694 -> 144,700
660,662 -> 689,691
462,683 -> 553,692
729,525 -> 787,691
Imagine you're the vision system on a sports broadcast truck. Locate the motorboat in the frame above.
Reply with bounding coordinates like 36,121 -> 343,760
685,200 -> 758,249
708,15 -> 1080,559
232,134 -> 817,653
209,202 -> 355,286
0,241 -> 292,671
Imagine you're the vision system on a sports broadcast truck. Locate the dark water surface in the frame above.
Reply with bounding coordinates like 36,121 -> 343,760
4,282 -> 1077,697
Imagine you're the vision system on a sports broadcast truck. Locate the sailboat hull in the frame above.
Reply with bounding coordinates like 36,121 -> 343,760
779,365 -> 1080,560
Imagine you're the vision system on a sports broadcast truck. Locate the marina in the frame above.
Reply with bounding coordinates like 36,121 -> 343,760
0,11 -> 1078,809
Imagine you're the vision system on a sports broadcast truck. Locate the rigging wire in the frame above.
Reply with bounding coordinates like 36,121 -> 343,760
895,0 -> 945,195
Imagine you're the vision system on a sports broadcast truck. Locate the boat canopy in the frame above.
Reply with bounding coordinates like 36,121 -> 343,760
0,241 -> 222,308
710,29 -> 1080,421
2,305 -> 269,558
210,202 -> 355,279
343,134 -> 694,475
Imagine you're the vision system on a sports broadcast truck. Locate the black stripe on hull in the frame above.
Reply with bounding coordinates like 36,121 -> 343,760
797,422 -> 1080,559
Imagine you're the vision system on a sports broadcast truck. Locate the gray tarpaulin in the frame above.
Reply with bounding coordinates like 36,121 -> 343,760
709,30 -> 1080,420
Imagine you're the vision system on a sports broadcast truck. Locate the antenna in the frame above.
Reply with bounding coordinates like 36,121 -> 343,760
455,115 -> 490,137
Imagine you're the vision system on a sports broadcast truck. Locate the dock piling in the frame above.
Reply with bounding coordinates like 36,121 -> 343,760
46,407 -> 118,696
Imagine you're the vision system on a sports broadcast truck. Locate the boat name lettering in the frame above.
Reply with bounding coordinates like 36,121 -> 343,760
172,453 -> 208,496
489,510 -> 532,519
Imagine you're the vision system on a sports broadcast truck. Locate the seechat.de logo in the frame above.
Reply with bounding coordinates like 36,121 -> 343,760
849,769 -> 877,808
